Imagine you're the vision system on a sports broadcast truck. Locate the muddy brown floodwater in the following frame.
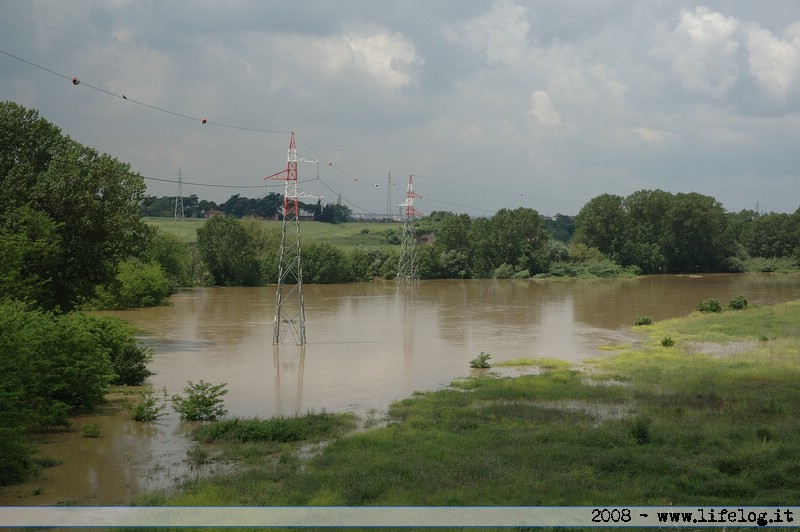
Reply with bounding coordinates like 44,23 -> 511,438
2,274 -> 799,506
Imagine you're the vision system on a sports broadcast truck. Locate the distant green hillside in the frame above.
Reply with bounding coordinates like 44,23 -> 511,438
144,217 -> 404,249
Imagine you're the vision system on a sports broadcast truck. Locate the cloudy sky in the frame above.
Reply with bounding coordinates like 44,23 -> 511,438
2,1 -> 799,216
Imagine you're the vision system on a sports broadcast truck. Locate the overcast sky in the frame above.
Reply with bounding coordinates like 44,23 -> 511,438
2,1 -> 799,216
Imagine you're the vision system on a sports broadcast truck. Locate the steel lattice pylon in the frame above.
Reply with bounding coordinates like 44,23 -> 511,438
174,167 -> 184,220
273,133 -> 306,344
397,174 -> 422,283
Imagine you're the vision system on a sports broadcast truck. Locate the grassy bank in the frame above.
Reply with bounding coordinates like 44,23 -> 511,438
138,301 -> 800,507
145,216 -> 403,248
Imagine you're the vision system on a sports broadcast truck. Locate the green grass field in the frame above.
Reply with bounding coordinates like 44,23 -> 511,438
144,216 -> 403,248
137,301 -> 800,508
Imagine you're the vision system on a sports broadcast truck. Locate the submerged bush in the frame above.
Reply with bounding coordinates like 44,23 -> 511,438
469,352 -> 492,369
172,380 -> 228,421
696,298 -> 722,313
129,386 -> 167,422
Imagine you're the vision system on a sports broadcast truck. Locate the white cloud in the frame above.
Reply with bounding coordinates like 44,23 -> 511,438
528,90 -> 560,127
445,0 -> 531,65
346,30 -> 423,90
743,22 -> 800,101
656,6 -> 742,98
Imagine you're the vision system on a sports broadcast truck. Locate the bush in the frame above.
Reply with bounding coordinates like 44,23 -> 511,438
661,337 -> 675,347
728,295 -> 748,310
143,230 -> 194,287
302,242 -> 353,283
96,258 -> 172,309
172,380 -> 228,421
629,417 -> 651,445
493,263 -> 515,279
82,423 -> 101,438
129,386 -> 167,422
696,298 -> 722,313
87,316 -> 152,386
469,352 -> 492,369
634,316 -> 653,326
0,428 -> 34,485
197,216 -> 261,286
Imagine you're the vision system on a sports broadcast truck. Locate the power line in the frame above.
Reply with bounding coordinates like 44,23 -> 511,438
2,48 -> 579,216
0,48 -> 290,134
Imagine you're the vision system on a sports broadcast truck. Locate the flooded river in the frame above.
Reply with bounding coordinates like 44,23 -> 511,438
3,274 -> 799,506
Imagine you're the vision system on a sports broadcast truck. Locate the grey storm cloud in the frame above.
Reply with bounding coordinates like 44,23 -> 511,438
1,0 -> 799,216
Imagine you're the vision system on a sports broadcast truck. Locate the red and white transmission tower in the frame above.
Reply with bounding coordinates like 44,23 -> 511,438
397,174 -> 422,283
270,132 -> 318,344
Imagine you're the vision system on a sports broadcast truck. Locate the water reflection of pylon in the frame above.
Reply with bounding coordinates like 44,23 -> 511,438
272,345 -> 305,416
401,287 -> 415,378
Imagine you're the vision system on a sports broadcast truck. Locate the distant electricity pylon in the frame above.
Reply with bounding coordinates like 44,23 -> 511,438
271,132 -> 319,344
386,169 -> 392,221
174,167 -> 184,220
396,174 -> 422,283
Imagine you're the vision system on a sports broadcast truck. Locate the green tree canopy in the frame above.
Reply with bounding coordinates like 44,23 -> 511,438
0,101 -> 149,310
196,215 -> 261,285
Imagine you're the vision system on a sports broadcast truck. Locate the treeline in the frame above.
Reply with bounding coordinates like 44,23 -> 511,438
190,208 -> 632,287
184,197 -> 800,287
142,193 -> 353,223
573,191 -> 800,273
0,102 -> 155,484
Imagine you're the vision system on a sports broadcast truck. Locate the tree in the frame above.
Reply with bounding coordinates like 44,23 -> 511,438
543,213 -> 575,243
302,242 -> 353,283
491,207 -> 548,274
318,202 -> 352,224
573,194 -> 629,263
436,213 -> 471,251
662,192 -> 732,272
622,189 -> 672,273
0,101 -> 149,310
196,216 -> 261,285
741,212 -> 798,258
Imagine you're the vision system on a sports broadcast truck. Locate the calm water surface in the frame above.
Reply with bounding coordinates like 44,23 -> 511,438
3,274 -> 799,505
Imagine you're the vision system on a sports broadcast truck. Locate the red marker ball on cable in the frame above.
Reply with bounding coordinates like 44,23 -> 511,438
71,77 -> 80,85
201,118 -> 207,124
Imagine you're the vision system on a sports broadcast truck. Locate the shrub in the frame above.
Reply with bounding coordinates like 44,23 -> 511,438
661,337 -> 675,347
172,381 -> 228,421
469,352 -> 492,369
728,295 -> 748,310
129,386 -> 167,422
696,298 -> 722,313
302,242 -> 353,284
0,428 -> 34,485
82,423 -> 101,438
629,417 -> 651,445
87,316 -> 152,386
493,263 -> 515,279
634,316 -> 652,326
96,259 -> 172,309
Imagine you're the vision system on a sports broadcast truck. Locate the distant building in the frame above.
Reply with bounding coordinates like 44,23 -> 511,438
205,209 -> 225,218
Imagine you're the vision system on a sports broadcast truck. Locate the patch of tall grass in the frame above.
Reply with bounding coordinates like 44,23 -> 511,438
193,411 -> 356,444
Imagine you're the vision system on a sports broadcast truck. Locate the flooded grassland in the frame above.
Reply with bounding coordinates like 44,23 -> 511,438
2,274 -> 799,506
